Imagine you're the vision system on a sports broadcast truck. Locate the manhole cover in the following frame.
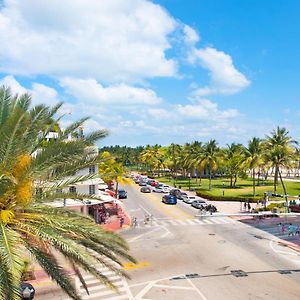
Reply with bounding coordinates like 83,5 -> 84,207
231,270 -> 248,277
278,270 -> 292,275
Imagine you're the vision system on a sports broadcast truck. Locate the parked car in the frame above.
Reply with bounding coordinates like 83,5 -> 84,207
183,195 -> 198,204
162,195 -> 177,205
140,186 -> 151,193
191,200 -> 208,209
139,181 -> 147,186
150,181 -> 159,186
147,179 -> 155,185
118,189 -> 127,199
170,189 -> 182,198
153,186 -> 169,193
177,192 -> 187,200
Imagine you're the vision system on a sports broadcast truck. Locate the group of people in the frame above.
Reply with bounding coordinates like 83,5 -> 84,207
278,222 -> 300,236
130,214 -> 153,227
242,201 -> 252,212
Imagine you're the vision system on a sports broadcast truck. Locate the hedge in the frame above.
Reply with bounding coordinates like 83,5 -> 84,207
195,191 -> 262,203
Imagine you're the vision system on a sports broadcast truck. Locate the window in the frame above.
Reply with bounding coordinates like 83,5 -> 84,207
69,186 -> 76,193
89,185 -> 96,195
89,165 -> 96,174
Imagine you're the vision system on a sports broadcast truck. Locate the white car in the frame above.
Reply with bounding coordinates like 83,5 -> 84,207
183,195 -> 199,204
153,187 -> 169,193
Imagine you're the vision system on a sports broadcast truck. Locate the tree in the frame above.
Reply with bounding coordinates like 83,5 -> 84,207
98,151 -> 131,197
245,137 -> 262,195
199,140 -> 220,190
264,127 -> 297,193
222,143 -> 247,188
0,87 -> 135,300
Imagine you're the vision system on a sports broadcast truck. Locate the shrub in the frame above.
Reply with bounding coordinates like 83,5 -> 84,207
196,191 -> 262,203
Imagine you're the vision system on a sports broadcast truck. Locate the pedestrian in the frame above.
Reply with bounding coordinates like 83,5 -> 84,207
296,225 -> 300,236
120,216 -> 125,228
281,223 -> 285,235
288,223 -> 294,236
277,222 -> 282,234
247,202 -> 251,212
244,202 -> 247,211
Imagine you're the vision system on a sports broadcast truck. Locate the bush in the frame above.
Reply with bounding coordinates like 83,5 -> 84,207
196,191 -> 261,203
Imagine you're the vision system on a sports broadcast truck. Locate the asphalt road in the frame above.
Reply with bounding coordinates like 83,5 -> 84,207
119,182 -> 300,300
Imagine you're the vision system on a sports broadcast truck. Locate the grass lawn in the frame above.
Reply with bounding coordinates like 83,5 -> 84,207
158,176 -> 300,200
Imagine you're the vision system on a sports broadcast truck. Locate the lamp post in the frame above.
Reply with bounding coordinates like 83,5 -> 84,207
222,181 -> 225,196
188,174 -> 191,191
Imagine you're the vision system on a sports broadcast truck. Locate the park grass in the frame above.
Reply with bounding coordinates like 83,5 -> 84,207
158,176 -> 300,200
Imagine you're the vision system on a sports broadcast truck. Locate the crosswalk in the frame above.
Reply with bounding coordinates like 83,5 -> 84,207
63,261 -> 132,300
256,226 -> 300,241
139,217 -> 236,227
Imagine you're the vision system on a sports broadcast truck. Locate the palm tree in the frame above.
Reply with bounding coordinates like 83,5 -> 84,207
199,140 -> 220,190
245,137 -> 262,195
98,151 -> 131,197
0,87 -> 135,300
264,127 -> 297,193
222,143 -> 247,188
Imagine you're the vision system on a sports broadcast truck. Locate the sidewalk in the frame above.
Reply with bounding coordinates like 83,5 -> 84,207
101,212 -> 131,231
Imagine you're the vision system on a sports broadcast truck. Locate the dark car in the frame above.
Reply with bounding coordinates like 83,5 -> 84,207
118,189 -> 127,199
140,187 -> 151,193
162,195 -> 177,205
170,189 -> 182,198
177,192 -> 187,200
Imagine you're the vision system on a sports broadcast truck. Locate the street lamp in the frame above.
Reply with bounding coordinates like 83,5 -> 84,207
188,174 -> 191,191
222,181 -> 225,196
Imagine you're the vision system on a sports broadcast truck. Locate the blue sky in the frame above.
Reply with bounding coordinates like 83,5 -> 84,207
0,0 -> 299,147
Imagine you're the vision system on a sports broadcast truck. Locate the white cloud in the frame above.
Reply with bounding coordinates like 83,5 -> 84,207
175,99 -> 239,121
183,25 -> 200,45
0,0 -> 177,82
189,47 -> 250,96
0,75 -> 59,106
60,77 -> 162,106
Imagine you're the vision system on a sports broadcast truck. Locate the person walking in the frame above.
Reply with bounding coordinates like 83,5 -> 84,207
247,202 -> 251,212
277,222 -> 282,234
120,216 -> 125,228
281,223 -> 285,235
288,223 -> 294,237
244,202 -> 247,211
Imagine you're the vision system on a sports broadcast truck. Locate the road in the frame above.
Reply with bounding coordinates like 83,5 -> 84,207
118,183 -> 300,300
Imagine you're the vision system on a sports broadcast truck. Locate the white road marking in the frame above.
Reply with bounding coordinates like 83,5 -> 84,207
185,277 -> 208,300
128,227 -> 161,243
134,281 -> 156,300
153,284 -> 195,291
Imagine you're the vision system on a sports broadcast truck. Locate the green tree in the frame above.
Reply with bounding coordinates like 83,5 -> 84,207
199,140 -> 220,190
245,137 -> 263,195
98,151 -> 131,196
264,127 -> 297,193
222,143 -> 247,188
0,87 -> 135,300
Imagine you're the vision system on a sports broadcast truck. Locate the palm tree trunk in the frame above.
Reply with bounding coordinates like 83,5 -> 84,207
115,181 -> 119,198
252,169 -> 256,196
274,165 -> 279,192
233,174 -> 237,187
209,162 -> 212,190
230,175 -> 233,188
278,170 -> 288,207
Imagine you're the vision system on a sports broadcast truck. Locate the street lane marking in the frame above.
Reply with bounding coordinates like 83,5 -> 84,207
122,261 -> 150,271
134,185 -> 192,220
185,277 -> 208,300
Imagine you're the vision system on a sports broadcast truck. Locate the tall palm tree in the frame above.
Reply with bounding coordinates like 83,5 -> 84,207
245,137 -> 262,195
199,140 -> 220,190
222,143 -> 247,188
264,127 -> 297,192
0,87 -> 135,300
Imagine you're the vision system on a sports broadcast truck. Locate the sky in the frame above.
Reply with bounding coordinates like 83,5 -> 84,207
0,0 -> 299,147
